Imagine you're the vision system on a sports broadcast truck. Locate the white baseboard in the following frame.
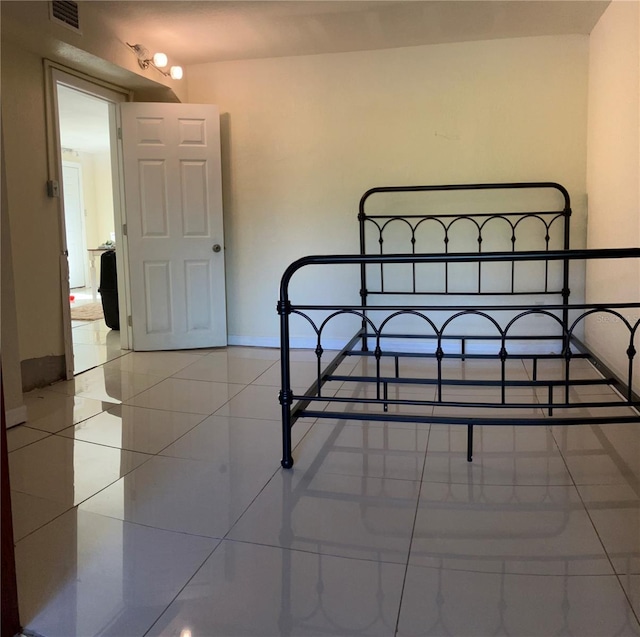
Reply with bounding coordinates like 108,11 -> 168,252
5,404 -> 27,429
228,335 -> 355,350
227,335 -> 565,356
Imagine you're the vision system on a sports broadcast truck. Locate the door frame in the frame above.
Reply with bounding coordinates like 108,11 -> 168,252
44,61 -> 133,378
61,160 -> 89,289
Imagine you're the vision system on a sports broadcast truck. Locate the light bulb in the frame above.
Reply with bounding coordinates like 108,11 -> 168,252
170,66 -> 183,80
152,52 -> 168,68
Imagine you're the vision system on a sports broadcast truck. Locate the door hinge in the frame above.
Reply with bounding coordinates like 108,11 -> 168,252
117,127 -> 122,140
46,180 -> 60,197
122,223 -> 127,236
127,315 -> 132,327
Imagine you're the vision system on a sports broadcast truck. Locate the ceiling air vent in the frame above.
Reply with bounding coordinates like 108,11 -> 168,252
50,1 -> 81,32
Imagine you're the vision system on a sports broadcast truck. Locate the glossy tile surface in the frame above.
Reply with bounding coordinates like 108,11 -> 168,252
47,366 -> 165,403
124,377 -> 245,415
70,315 -> 127,374
9,435 -> 150,507
397,565 -> 640,637
423,424 -> 573,486
80,453 -> 279,538
9,346 -> 639,637
227,470 -> 421,563
411,481 -> 612,575
57,405 -> 206,454
6,425 -> 50,452
147,540 -> 405,637
16,509 -> 217,637
23,389 -> 108,433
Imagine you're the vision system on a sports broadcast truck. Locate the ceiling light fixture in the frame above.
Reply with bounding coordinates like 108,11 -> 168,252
126,43 -> 183,81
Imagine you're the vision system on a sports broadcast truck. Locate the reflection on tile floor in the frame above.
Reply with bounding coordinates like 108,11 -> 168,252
9,348 -> 640,636
71,318 -> 127,375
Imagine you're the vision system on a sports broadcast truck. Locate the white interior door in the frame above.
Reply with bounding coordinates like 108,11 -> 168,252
62,162 -> 87,289
120,103 -> 227,351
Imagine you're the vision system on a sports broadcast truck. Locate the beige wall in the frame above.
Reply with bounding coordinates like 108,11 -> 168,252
585,0 -> 640,385
62,150 -> 115,286
1,1 -> 177,388
1,122 -> 25,424
2,41 -> 65,362
186,35 -> 590,345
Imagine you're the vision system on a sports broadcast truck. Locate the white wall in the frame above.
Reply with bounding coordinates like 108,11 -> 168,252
585,0 -> 640,386
186,35 -> 590,346
62,150 -> 115,287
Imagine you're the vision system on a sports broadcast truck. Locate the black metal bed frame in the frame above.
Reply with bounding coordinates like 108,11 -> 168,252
278,183 -> 640,468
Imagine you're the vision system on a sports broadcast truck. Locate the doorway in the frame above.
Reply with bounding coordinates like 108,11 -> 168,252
49,66 -> 131,375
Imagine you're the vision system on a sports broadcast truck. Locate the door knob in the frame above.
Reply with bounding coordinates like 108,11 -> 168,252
212,244 -> 222,253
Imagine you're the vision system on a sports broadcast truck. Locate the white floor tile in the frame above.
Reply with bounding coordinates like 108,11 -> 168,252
172,351 -> 276,384
423,425 -> 573,486
397,565 -> 640,637
622,573 -> 640,620
79,453 -> 279,538
9,435 -> 150,507
290,420 -> 429,481
56,405 -> 205,454
9,347 -> 639,636
524,357 -> 604,381
254,359 -> 349,390
214,383 -> 304,420
10,491 -> 69,542
103,350 -> 204,377
46,366 -> 165,403
73,342 -> 127,374
6,425 -> 50,452
325,386 -> 435,419
158,414 -> 313,462
552,423 -> 640,486
411,482 -> 612,575
124,377 -> 245,415
16,509 -> 217,637
577,483 -> 640,575
22,389 -> 109,433
146,540 -> 405,637
227,470 -> 420,563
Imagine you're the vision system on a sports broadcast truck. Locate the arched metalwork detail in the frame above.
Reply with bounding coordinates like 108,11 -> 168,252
445,216 -> 482,243
439,309 -> 505,339
413,216 -> 449,234
503,309 -> 567,336
376,309 -> 440,351
282,183 -> 640,473
290,309 -> 321,335
378,217 -> 415,252
317,309 -> 380,342
478,215 -> 517,235
567,308 -> 634,337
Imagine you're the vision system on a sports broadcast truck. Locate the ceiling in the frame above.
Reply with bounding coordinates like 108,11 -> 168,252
88,0 -> 610,65
57,85 -> 111,154
60,0 -> 610,154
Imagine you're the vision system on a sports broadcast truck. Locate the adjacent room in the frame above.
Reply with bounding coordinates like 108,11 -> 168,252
1,1 -> 638,636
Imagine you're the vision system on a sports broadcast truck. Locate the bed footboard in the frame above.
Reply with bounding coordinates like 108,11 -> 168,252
278,248 -> 640,468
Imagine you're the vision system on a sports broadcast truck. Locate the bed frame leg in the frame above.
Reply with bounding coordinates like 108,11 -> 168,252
467,424 -> 474,462
280,389 -> 294,469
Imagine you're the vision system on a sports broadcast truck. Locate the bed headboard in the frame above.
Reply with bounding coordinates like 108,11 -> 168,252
358,182 -> 571,299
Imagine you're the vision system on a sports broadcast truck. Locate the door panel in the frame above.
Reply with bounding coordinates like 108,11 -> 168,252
62,162 -> 87,289
121,103 -> 226,351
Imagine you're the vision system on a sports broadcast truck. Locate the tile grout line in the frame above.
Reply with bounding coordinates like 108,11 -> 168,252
550,426 -> 640,629
393,423 -> 431,636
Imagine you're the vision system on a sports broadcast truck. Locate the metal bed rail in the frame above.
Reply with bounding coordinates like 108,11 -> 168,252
278,248 -> 640,468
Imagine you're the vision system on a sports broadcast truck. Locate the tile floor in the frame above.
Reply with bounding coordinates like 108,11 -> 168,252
70,287 -> 127,374
7,349 -> 640,637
